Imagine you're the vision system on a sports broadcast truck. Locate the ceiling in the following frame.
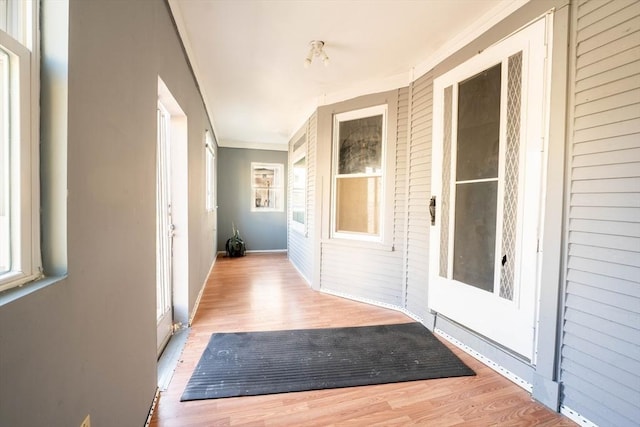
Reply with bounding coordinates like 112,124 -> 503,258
169,0 -> 527,151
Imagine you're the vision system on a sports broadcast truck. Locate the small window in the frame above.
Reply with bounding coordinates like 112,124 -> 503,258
205,130 -> 215,212
251,162 -> 284,212
332,105 -> 387,241
291,134 -> 307,233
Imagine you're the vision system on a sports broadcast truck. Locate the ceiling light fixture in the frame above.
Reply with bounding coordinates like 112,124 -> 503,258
304,40 -> 329,68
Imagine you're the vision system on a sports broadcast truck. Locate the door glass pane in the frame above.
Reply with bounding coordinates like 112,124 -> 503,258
336,176 -> 380,234
451,63 -> 502,293
456,64 -> 501,181
453,181 -> 497,292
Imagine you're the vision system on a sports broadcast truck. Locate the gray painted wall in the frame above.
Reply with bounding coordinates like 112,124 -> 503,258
0,1 -> 216,426
314,90 -> 405,306
217,147 -> 288,252
561,1 -> 640,425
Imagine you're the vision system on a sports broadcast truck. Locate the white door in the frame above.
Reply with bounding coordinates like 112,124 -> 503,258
156,102 -> 174,356
428,18 -> 550,360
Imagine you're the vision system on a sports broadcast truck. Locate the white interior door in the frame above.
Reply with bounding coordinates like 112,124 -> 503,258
428,18 -> 549,360
156,102 -> 174,356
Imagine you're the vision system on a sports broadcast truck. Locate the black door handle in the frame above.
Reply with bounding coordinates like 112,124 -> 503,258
429,196 -> 436,226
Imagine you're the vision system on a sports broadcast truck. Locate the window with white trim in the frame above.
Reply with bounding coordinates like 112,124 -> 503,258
0,0 -> 40,292
251,162 -> 284,212
205,130 -> 215,212
332,105 -> 387,242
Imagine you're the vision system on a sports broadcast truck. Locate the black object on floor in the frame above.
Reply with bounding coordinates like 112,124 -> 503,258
180,322 -> 475,401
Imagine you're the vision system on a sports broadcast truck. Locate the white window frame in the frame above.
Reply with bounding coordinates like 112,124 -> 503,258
331,105 -> 387,243
0,0 -> 41,292
251,162 -> 284,212
290,134 -> 307,234
205,130 -> 215,213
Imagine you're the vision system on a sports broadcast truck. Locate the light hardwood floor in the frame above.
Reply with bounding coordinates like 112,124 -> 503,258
149,253 -> 575,427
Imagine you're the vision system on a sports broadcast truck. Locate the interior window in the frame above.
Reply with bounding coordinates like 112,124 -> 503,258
251,162 -> 284,212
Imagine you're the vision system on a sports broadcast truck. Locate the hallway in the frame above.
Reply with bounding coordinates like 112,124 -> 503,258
149,253 -> 575,426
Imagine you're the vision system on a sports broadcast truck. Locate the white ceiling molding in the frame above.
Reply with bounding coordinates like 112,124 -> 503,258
168,0 -> 532,149
167,0 -> 219,147
412,0 -> 532,80
220,139 -> 289,152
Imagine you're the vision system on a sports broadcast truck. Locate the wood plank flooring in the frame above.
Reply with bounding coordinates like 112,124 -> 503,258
149,253 -> 575,427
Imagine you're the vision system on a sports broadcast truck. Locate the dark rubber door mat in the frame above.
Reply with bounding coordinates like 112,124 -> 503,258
181,322 -> 475,401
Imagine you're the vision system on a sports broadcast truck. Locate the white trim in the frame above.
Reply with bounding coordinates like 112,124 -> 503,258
434,328 -> 532,392
560,405 -> 598,427
219,139 -> 288,151
216,250 -> 287,256
319,287 -> 536,397
188,254 -> 216,327
412,0 -> 530,80
289,258 -> 312,288
320,287 -> 416,320
166,0 -> 222,151
144,388 -> 161,427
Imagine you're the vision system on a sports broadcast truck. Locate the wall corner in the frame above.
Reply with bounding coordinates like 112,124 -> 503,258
532,373 -> 561,411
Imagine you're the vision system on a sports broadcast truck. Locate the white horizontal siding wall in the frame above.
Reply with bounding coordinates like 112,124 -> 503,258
287,113 -> 316,283
320,90 -> 407,306
404,71 -> 433,321
561,1 -> 640,425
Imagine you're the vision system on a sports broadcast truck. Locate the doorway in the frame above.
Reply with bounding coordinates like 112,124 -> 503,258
156,100 -> 173,356
156,77 -> 189,357
428,18 -> 550,361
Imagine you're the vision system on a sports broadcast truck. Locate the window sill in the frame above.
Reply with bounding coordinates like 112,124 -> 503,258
0,274 -> 68,307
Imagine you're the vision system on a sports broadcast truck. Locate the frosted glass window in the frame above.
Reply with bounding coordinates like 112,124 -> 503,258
338,115 -> 383,175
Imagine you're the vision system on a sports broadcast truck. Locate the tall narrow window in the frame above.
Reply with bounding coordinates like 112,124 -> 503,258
0,46 -> 9,274
205,130 -> 215,212
251,162 -> 284,212
0,0 -> 39,292
332,105 -> 386,241
291,134 -> 307,233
